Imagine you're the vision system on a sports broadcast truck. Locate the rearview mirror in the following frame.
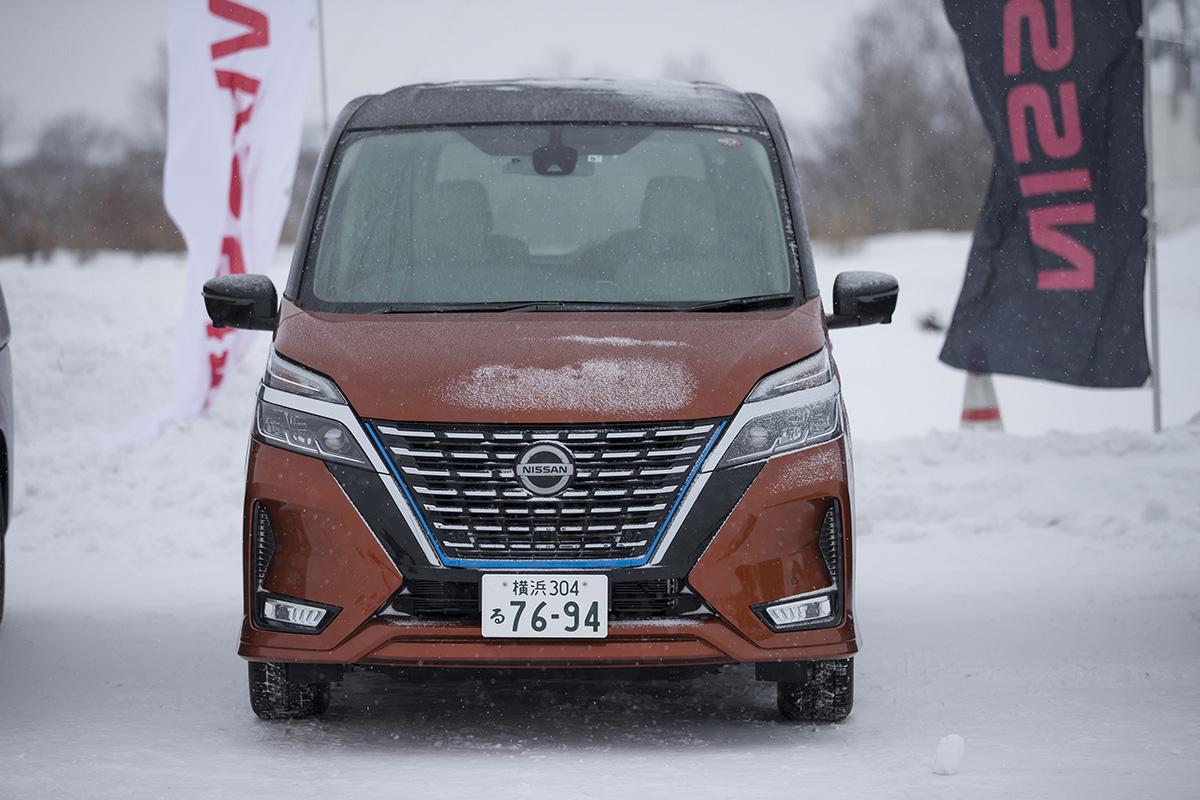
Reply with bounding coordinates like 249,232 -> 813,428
202,274 -> 278,332
826,271 -> 898,329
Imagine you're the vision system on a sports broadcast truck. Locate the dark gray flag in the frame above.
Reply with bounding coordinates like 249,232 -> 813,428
940,0 -> 1150,387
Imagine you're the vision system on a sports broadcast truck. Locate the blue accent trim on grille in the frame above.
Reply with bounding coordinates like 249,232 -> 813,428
365,421 -> 725,570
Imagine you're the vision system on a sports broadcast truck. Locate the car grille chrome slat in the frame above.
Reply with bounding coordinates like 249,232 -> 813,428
369,419 -> 722,562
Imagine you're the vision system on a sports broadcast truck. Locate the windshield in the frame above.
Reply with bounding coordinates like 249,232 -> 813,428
302,125 -> 794,311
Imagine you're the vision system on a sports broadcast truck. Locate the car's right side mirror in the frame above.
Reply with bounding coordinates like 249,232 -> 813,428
202,274 -> 279,332
826,271 -> 899,329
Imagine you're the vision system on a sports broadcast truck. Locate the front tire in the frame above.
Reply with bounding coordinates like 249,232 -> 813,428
776,658 -> 854,722
248,662 -> 330,720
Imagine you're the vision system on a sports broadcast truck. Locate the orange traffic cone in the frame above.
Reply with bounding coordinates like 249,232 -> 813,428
960,372 -> 1003,431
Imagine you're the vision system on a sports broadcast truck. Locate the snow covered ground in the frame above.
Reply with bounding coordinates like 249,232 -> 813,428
1,233 -> 1198,798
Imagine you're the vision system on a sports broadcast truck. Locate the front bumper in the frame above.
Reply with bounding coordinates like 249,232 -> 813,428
239,437 -> 857,668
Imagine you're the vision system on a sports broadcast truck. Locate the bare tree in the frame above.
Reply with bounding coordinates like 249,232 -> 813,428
1148,0 -> 1200,125
134,46 -> 169,148
796,0 -> 992,243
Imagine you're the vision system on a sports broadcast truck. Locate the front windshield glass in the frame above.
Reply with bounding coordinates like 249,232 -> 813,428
303,125 -> 793,310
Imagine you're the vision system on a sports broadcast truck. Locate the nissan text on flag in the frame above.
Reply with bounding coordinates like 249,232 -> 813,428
203,80 -> 899,722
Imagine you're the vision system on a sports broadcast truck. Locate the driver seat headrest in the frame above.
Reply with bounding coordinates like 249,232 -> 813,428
414,180 -> 494,263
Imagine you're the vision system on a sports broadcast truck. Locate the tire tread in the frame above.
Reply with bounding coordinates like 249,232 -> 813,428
777,658 -> 854,722
248,662 -> 330,720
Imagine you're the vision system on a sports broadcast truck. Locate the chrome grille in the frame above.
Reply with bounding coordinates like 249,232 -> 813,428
368,419 -> 723,562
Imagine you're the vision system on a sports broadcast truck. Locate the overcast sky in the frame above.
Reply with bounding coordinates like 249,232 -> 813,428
0,0 -> 880,156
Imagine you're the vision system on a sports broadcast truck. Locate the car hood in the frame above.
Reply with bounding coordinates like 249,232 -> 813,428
273,298 -> 827,424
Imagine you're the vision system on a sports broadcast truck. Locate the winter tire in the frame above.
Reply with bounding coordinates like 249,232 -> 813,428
776,658 -> 854,722
248,661 -> 330,720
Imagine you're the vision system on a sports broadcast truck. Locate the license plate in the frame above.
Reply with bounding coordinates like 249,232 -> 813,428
481,574 -> 608,639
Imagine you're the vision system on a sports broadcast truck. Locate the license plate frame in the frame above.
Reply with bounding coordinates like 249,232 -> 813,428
480,574 -> 609,639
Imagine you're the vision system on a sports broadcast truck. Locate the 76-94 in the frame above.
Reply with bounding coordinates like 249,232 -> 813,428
503,599 -> 601,633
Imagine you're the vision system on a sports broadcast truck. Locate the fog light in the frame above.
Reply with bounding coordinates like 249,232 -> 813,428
767,595 -> 831,626
755,589 -> 837,632
263,598 -> 327,628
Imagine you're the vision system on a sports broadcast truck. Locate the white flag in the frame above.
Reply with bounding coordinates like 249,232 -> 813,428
163,0 -> 315,421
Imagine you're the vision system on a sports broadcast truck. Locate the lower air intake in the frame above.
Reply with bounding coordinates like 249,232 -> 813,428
817,501 -> 841,585
382,578 -> 709,622
252,502 -> 276,590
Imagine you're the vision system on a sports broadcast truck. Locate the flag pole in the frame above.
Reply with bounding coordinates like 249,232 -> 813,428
1142,0 -> 1163,434
317,0 -> 331,137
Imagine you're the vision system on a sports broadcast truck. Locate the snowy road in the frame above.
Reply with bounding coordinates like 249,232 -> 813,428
2,240 -> 1199,798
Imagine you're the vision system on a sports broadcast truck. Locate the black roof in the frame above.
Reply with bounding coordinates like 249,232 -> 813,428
345,79 -> 765,129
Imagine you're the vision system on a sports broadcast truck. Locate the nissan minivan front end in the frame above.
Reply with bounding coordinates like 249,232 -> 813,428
204,79 -> 897,722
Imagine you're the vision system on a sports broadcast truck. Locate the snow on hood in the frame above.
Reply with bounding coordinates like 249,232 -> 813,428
552,334 -> 683,348
444,358 -> 697,417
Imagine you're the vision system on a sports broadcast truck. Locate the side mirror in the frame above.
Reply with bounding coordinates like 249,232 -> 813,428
826,271 -> 898,329
202,274 -> 278,331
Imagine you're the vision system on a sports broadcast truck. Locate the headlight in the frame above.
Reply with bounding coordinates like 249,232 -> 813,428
264,349 -> 345,403
716,348 -> 843,468
746,347 -> 832,401
255,398 -> 372,468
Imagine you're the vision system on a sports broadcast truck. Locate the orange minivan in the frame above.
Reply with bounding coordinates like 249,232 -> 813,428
203,80 -> 898,722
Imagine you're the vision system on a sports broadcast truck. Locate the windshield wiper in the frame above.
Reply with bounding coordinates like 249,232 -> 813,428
496,301 -> 588,313
360,297 -> 793,314
363,302 -> 576,314
685,293 -> 795,312
493,300 -> 679,313
360,301 -> 676,314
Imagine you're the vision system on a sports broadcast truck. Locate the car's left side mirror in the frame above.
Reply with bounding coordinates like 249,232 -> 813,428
826,271 -> 899,329
202,274 -> 279,331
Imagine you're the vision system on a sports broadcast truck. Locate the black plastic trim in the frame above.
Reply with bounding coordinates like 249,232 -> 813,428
362,664 -> 724,682
379,577 -> 710,622
326,461 -> 423,572
286,663 -> 346,684
755,660 -> 847,683
658,461 -> 762,570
